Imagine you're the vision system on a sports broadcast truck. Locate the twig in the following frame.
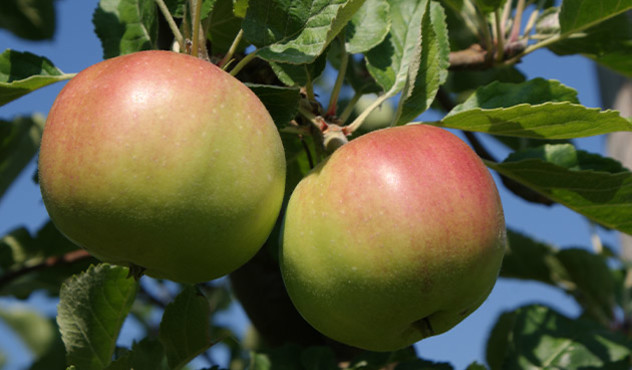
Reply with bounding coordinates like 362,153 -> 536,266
0,249 -> 93,290
191,0 -> 204,57
229,51 -> 258,76
219,29 -> 244,68
326,36 -> 349,117
155,0 -> 184,49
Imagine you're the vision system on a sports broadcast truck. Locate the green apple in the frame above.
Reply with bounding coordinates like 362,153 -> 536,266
38,50 -> 286,283
280,124 -> 505,351
354,94 -> 394,132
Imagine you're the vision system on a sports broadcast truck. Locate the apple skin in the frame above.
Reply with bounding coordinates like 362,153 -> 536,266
38,50 -> 286,283
280,124 -> 505,351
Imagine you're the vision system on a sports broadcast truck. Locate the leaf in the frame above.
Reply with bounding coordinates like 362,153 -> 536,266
465,362 -> 487,370
0,50 -> 73,106
93,0 -> 158,59
300,346 -> 337,370
165,0 -> 216,19
0,115 -> 44,200
435,79 -> 631,139
207,0 -> 247,55
548,12 -> 632,78
269,51 -> 328,86
487,144 -> 632,235
159,285 -> 214,369
500,229 -> 559,285
446,66 -> 526,94
0,222 -> 96,299
0,0 -> 56,40
393,0 -> 450,124
57,264 -> 138,370
502,230 -> 616,323
474,0 -> 503,13
365,0 -> 426,94
243,0 -> 366,64
345,0 -> 390,54
438,103 -> 632,139
246,84 -> 300,128
105,338 -> 169,370
449,78 -> 580,110
487,305 -> 632,369
0,307 -> 58,358
558,0 -> 632,35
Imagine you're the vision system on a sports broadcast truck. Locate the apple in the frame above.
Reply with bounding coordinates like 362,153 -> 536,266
354,94 -> 394,132
38,50 -> 286,283
280,124 -> 505,351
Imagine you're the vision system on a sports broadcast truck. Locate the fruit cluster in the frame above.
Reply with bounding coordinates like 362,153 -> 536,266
39,50 -> 506,352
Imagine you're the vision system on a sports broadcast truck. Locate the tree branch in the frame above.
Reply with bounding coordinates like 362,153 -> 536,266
0,249 -> 93,290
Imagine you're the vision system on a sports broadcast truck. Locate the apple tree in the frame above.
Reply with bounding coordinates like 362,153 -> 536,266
1,0 -> 632,369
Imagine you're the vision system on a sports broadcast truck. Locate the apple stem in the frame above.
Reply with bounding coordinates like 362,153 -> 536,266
494,9 -> 505,62
219,29 -> 244,69
508,0 -> 526,45
345,92 -> 392,134
229,51 -> 258,77
155,0 -> 184,50
326,36 -> 349,117
338,91 -> 362,124
190,0 -> 204,57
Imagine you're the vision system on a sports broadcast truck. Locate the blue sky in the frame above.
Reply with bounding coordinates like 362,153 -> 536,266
0,1 -> 622,369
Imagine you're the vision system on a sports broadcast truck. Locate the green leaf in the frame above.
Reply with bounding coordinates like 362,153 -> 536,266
0,0 -> 56,40
502,230 -> 616,323
345,0 -> 390,54
559,0 -> 632,35
58,264 -> 138,370
449,78 -> 580,111
487,305 -> 632,369
300,346 -> 337,370
0,50 -> 73,106
246,84 -> 300,128
0,307 -> 58,358
438,103 -> 631,139
445,66 -> 525,94
207,0 -> 247,55
0,115 -> 44,200
465,362 -> 487,370
365,0 -> 427,94
159,285 -> 214,370
165,0 -> 216,19
474,0 -> 503,13
501,229 -> 559,285
485,311 -> 515,370
548,12 -> 632,78
435,79 -> 631,139
487,144 -> 632,235
243,0 -> 366,64
105,338 -> 169,370
555,248 -> 616,321
393,0 -> 450,124
234,0 -> 249,17
93,0 -> 158,59
269,51 -> 328,86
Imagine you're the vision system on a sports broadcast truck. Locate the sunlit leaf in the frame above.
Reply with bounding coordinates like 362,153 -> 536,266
93,0 -> 158,59
0,50 -> 73,106
243,0 -> 366,64
58,264 -> 138,370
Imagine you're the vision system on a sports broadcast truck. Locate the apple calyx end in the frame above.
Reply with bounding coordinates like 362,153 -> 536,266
411,317 -> 435,339
127,263 -> 146,281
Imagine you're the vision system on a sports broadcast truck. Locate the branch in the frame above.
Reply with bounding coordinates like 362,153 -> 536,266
0,249 -> 93,290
